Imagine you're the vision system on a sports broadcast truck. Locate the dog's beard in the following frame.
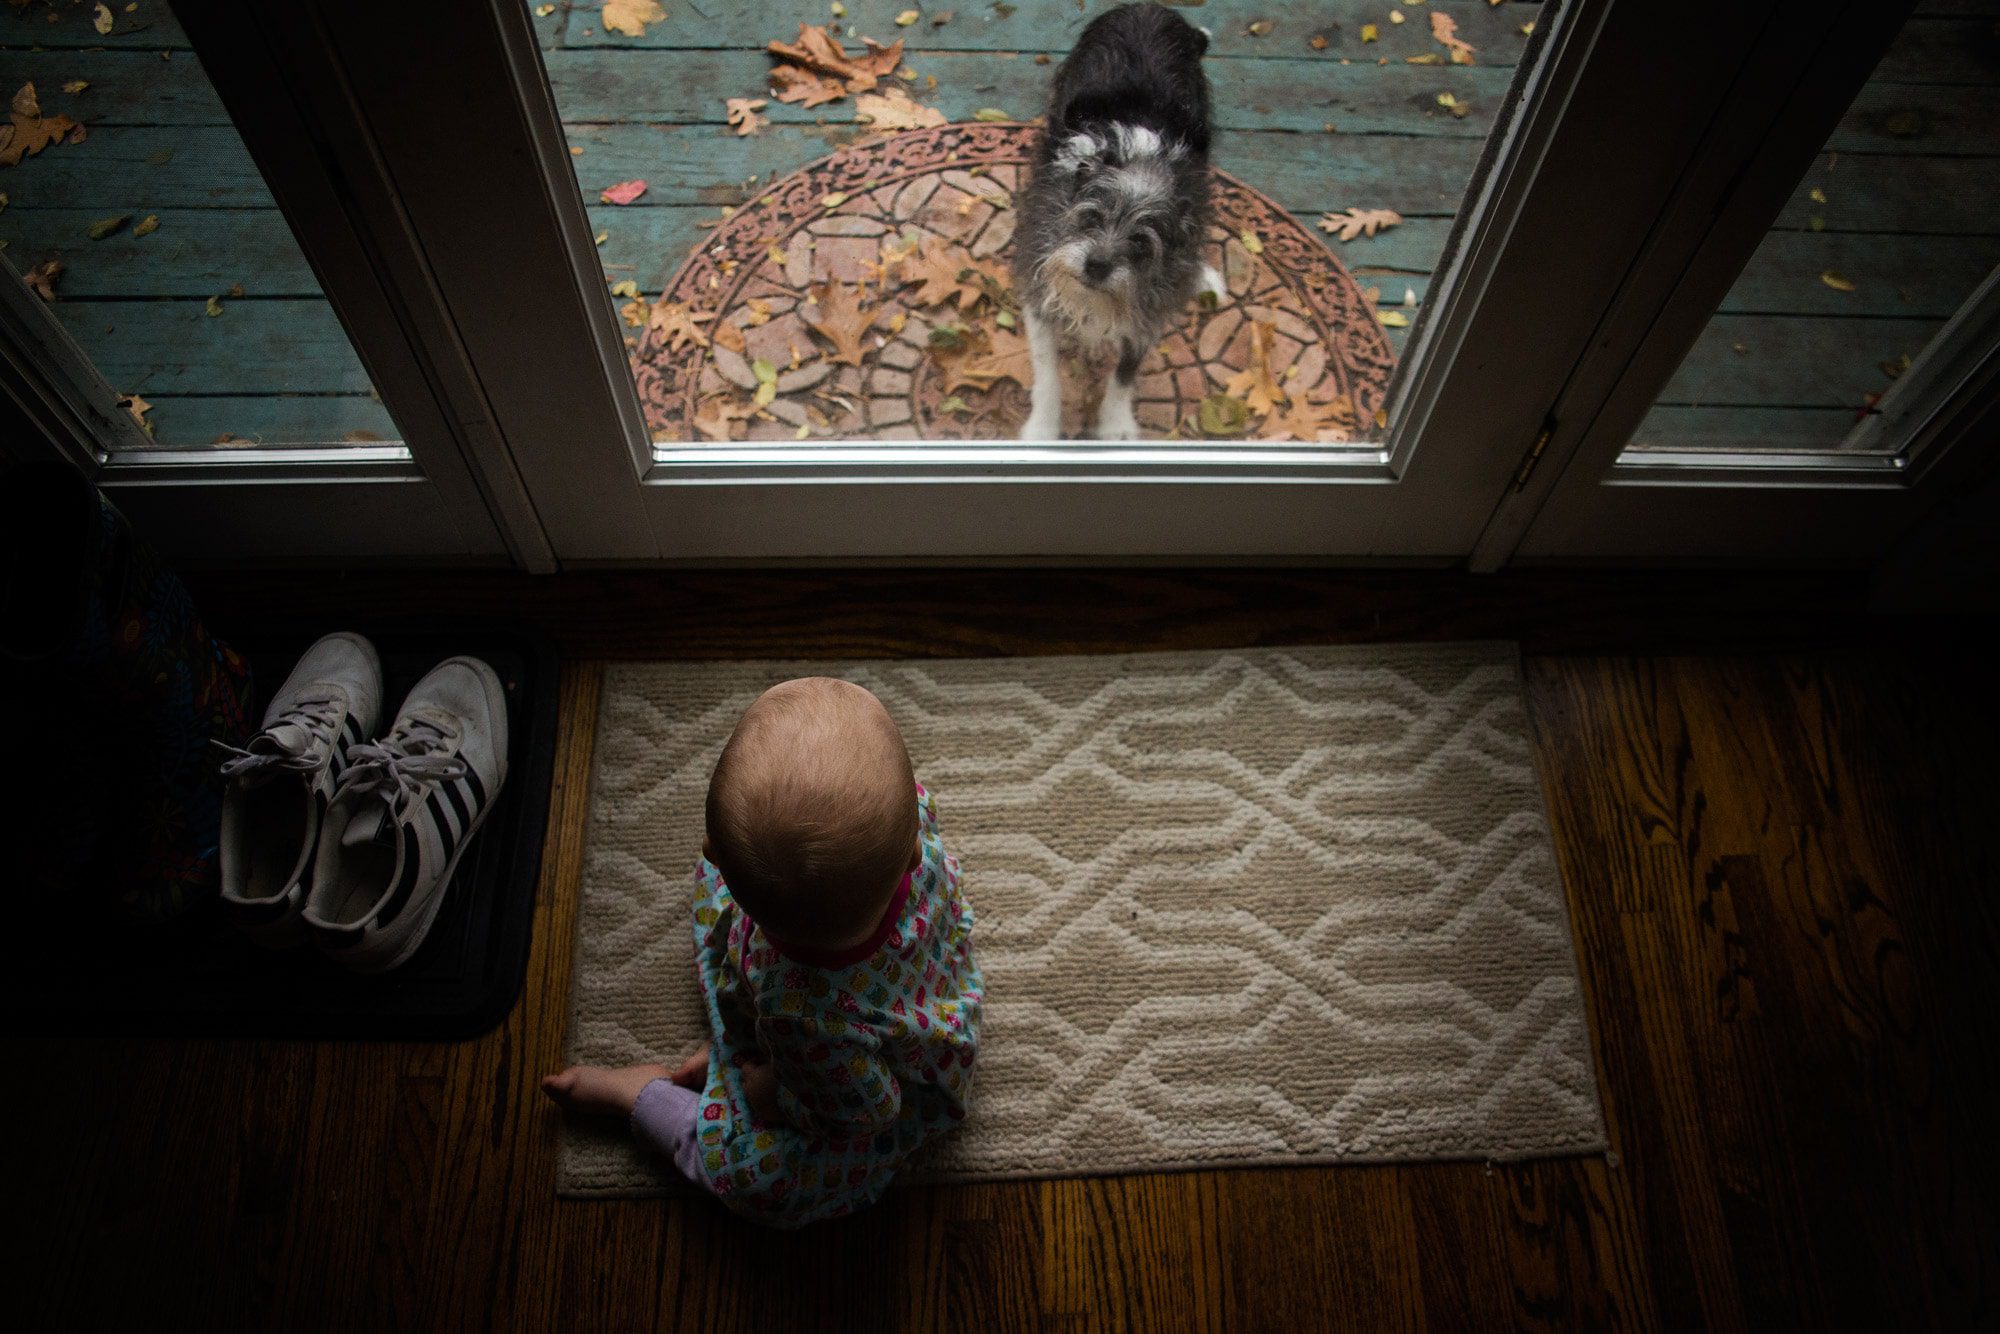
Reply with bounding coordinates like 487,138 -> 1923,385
1037,242 -> 1134,350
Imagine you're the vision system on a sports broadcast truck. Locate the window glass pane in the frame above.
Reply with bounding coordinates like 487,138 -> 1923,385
1,0 -> 401,452
533,0 -> 1556,449
1623,8 -> 2000,460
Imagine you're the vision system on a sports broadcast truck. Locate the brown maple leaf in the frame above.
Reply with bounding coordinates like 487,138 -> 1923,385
903,242 -> 987,310
1430,11 -> 1477,65
711,319 -> 748,355
1,82 -> 78,168
938,325 -> 1033,395
647,299 -> 715,351
1223,320 -> 1289,418
768,24 -> 904,100
1262,390 -> 1356,443
724,97 -> 769,137
804,281 -> 880,368
691,394 -> 756,442
23,257 -> 61,300
1317,207 -> 1402,242
769,64 -> 846,109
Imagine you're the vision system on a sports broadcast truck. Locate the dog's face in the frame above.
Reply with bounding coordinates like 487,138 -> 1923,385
1034,125 -> 1182,333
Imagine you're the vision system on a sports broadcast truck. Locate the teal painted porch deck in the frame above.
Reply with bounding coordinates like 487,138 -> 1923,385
2,0 -> 1997,452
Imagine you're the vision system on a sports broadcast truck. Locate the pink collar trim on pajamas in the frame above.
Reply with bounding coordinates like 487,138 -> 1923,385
763,870 -> 912,970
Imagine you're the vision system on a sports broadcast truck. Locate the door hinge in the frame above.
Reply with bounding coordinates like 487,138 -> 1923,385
1513,415 -> 1556,491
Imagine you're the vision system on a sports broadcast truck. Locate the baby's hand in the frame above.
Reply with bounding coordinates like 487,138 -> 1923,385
539,1062 -> 672,1116
740,1057 -> 783,1126
670,1048 -> 710,1091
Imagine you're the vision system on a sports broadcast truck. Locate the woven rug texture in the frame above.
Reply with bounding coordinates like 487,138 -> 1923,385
558,644 -> 1605,1197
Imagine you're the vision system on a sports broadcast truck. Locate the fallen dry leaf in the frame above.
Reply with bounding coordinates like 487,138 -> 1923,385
724,97 -> 769,137
1262,391 -> 1356,443
132,213 -> 159,237
1430,10 -> 1477,64
205,295 -> 224,316
609,279 -> 639,298
1,83 -> 79,168
767,24 -> 904,106
117,393 -> 152,432
24,257 -> 60,300
88,214 -> 129,240
856,88 -> 946,131
647,298 -> 715,351
1318,206 -> 1402,241
1198,393 -> 1251,437
746,298 -> 772,326
1239,230 -> 1264,256
712,320 -> 748,354
938,324 -> 1032,395
972,107 -> 1010,122
601,0 -> 665,39
1247,20 -> 1273,37
1377,309 -> 1410,328
804,281 -> 879,367
693,394 -> 756,442
93,3 -> 112,35
1223,319 -> 1288,417
1821,270 -> 1856,292
904,242 -> 987,310
1360,23 -> 1377,41
62,80 -> 88,94
895,9 -> 919,26
1310,35 -> 1328,50
600,179 -> 647,205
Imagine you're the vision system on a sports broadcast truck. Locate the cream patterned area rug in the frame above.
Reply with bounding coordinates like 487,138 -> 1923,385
558,645 -> 1605,1197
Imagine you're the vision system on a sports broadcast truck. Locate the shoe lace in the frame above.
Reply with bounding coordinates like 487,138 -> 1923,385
213,694 -> 345,780
339,715 -> 467,821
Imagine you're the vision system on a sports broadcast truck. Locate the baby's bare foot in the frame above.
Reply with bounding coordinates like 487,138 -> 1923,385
539,1062 -> 673,1116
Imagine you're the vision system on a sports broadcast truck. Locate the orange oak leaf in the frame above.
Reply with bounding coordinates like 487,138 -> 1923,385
1,83 -> 78,168
647,299 -> 714,352
804,281 -> 880,367
1223,320 -> 1289,418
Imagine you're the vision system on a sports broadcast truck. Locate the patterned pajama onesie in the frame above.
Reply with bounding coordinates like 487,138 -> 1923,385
630,783 -> 983,1228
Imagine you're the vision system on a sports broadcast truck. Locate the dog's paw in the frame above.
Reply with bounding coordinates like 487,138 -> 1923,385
1020,410 -> 1064,441
1094,403 -> 1142,440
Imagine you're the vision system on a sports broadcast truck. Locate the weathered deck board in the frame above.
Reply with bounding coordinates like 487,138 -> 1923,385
1720,231 -> 2000,317
541,48 -> 1507,137
562,123 -> 1487,214
0,208 -> 322,296
1655,314 -> 1943,409
51,298 -> 375,394
0,126 -> 272,207
549,0 -> 1540,62
140,393 -> 399,446
1776,153 -> 2000,235
1627,406 -> 1873,455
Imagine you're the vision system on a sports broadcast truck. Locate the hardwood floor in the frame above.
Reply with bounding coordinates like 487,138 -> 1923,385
12,571 -> 1995,1331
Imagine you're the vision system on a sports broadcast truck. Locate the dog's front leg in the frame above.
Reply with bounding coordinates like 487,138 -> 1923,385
1094,340 -> 1144,440
1019,310 -> 1064,440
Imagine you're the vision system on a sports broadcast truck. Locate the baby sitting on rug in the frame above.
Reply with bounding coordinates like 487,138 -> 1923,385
542,677 -> 984,1227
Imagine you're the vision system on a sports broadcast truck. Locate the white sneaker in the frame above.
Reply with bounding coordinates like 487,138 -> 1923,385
303,656 -> 510,972
217,632 -> 383,947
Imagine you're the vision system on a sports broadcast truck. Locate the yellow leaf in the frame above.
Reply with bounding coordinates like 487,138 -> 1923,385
895,9 -> 920,26
205,295 -> 223,317
1820,270 -> 1856,292
93,4 -> 112,35
1521,21 -> 1535,35
1809,187 -> 1827,204
753,379 -> 777,408
132,214 -> 158,237
1360,23 -> 1377,41
535,4 -> 555,15
1389,10 -> 1405,24
1247,20 -> 1273,37
1436,92 -> 1456,107
1239,230 -> 1263,255
820,191 -> 848,209
832,2 -> 846,14
62,80 -> 88,94
1377,310 -> 1410,327
593,230 -> 608,246
601,0 -> 665,40
610,279 -> 639,298
973,107 -> 1010,121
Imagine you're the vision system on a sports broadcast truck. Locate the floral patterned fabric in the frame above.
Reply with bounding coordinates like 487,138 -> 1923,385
690,782 -> 983,1227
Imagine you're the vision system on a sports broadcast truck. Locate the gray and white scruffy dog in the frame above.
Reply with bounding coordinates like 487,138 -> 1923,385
1012,2 -> 1220,440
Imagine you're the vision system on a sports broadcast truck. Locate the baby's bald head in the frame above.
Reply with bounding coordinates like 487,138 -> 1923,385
704,677 -> 918,947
